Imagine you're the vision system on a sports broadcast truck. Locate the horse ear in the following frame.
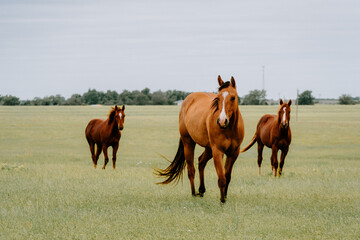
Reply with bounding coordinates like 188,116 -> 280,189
230,76 -> 236,88
122,105 -> 125,111
279,99 -> 283,105
115,105 -> 118,110
218,75 -> 224,87
288,99 -> 292,106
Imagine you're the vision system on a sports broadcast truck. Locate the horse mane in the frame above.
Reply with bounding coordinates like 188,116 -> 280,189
211,97 -> 219,112
108,107 -> 117,124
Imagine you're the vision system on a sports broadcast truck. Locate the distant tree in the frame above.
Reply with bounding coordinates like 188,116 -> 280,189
42,94 -> 65,105
141,88 -> 151,96
165,90 -> 190,105
83,89 -> 100,105
242,90 -> 267,105
21,100 -> 33,106
65,94 -> 83,105
102,90 -> 119,105
41,97 -> 52,105
152,90 -> 167,105
126,90 -> 149,105
1,95 -> 20,105
119,90 -> 134,105
140,88 -> 151,103
32,97 -> 43,106
338,94 -> 355,105
298,90 -> 315,105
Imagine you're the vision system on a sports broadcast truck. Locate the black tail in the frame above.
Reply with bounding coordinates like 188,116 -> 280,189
240,135 -> 257,153
154,139 -> 186,185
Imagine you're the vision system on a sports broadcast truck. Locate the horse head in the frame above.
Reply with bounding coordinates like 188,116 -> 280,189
110,105 -> 126,130
278,99 -> 292,129
212,75 -> 239,129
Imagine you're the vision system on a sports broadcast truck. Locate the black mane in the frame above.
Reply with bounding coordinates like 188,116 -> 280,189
218,81 -> 231,91
211,97 -> 219,112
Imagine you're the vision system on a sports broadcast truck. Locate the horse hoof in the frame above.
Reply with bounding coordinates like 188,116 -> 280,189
197,192 -> 204,197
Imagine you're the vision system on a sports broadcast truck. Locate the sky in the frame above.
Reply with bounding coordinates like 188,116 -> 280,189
1,0 -> 359,100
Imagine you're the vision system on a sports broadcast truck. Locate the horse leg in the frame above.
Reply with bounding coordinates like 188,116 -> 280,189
271,145 -> 279,177
198,147 -> 212,197
94,144 -> 102,168
279,147 -> 288,176
183,137 -> 196,196
212,148 -> 226,203
257,142 -> 264,176
102,145 -> 109,170
112,143 -> 119,169
224,147 -> 240,199
87,139 -> 96,168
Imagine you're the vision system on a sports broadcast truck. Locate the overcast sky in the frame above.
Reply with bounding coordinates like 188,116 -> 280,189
1,0 -> 359,100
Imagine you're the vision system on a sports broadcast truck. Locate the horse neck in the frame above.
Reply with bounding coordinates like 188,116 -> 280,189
229,106 -> 240,130
107,116 -> 118,133
277,121 -> 290,136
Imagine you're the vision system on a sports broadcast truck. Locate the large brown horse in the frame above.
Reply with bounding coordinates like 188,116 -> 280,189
241,99 -> 292,177
85,105 -> 125,169
155,76 -> 244,203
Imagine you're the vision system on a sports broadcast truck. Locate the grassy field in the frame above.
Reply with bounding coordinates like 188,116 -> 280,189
0,104 -> 359,239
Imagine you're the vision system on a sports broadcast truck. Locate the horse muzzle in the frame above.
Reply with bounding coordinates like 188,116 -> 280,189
217,118 -> 229,129
119,126 -> 124,131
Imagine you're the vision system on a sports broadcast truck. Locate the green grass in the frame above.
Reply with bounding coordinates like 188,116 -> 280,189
0,105 -> 359,239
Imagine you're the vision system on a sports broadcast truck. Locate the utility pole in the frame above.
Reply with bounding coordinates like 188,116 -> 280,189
296,89 -> 299,121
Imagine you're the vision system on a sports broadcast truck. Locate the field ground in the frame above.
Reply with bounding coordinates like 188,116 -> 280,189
0,105 -> 359,239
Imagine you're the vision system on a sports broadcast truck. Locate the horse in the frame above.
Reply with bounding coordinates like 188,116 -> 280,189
85,105 -> 125,169
241,99 -> 292,177
155,76 -> 244,203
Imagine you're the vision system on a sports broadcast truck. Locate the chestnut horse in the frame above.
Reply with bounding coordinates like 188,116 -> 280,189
85,105 -> 125,169
241,99 -> 292,177
155,76 -> 244,203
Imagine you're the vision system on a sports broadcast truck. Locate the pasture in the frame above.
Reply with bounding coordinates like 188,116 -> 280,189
0,105 -> 359,239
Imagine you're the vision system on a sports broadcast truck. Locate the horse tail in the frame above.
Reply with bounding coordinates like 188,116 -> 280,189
240,135 -> 257,153
154,139 -> 186,185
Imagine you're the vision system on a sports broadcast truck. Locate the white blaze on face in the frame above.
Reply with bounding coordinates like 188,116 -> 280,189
282,107 -> 286,123
119,112 -> 122,119
219,91 -> 229,122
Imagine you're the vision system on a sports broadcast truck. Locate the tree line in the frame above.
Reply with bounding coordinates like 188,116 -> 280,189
0,88 -> 190,106
0,88 -> 358,106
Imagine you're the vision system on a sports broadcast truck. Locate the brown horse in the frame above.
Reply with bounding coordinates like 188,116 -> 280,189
155,76 -> 244,203
241,99 -> 292,177
85,105 -> 125,169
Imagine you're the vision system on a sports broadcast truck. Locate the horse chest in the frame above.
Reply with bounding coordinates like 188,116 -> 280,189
277,138 -> 289,147
101,131 -> 120,145
211,132 -> 240,153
